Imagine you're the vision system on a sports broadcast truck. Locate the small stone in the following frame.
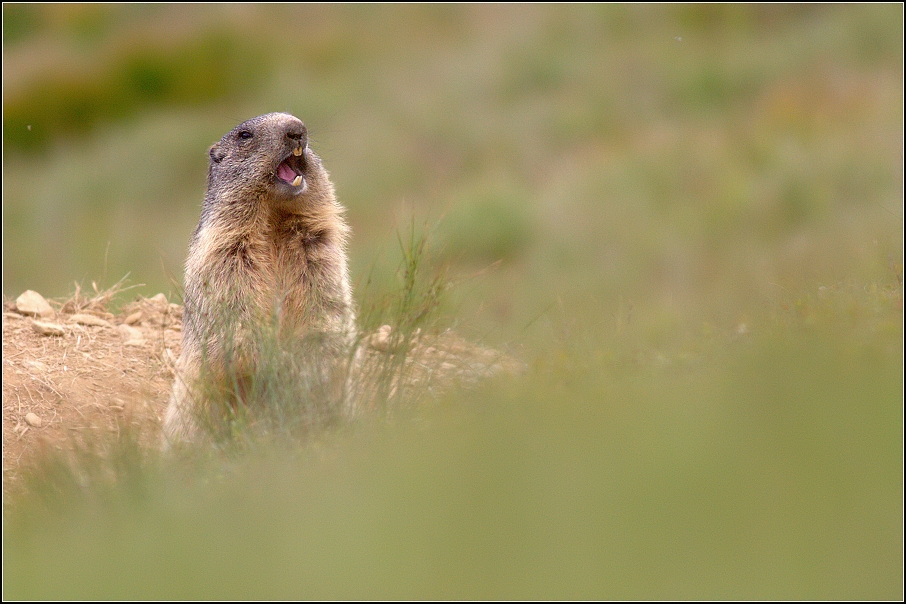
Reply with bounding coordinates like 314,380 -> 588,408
16,290 -> 55,318
70,313 -> 113,328
123,311 -> 143,325
369,325 -> 393,352
24,412 -> 42,428
150,293 -> 168,307
117,324 -> 140,338
32,320 -> 65,336
117,324 -> 145,345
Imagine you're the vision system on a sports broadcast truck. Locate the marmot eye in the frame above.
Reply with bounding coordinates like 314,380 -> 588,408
237,130 -> 253,140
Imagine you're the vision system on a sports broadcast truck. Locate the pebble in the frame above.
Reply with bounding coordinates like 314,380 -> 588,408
16,290 -> 55,319
31,320 -> 65,336
150,293 -> 168,309
123,311 -> 143,325
369,325 -> 393,352
24,412 -> 42,428
69,313 -> 113,328
117,324 -> 145,346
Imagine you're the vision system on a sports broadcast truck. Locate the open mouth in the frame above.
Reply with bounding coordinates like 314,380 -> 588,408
276,146 -> 306,191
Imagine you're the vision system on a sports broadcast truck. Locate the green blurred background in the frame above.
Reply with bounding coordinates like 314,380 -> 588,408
3,4 -> 903,599
4,4 -> 900,341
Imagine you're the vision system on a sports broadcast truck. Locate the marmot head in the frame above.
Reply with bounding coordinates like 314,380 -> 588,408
207,112 -> 331,212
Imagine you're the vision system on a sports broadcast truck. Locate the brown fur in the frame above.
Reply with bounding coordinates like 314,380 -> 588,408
163,113 -> 355,445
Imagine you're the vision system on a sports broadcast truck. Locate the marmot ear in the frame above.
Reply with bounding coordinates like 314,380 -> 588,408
209,144 -> 225,164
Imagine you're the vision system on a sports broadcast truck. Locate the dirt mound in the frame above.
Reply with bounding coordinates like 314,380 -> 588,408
3,287 -> 524,491
2,288 -> 182,491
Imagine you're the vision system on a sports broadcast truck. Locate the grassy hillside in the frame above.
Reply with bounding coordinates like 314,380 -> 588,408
3,4 -> 902,599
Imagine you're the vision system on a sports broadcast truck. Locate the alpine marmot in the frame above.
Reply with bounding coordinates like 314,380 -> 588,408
162,113 -> 355,445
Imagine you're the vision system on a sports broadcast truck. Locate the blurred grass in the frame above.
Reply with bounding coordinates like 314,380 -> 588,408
2,4 -> 903,599
4,325 -> 901,599
3,5 -> 901,324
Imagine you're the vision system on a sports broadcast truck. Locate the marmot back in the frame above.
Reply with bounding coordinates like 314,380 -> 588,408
163,113 -> 356,445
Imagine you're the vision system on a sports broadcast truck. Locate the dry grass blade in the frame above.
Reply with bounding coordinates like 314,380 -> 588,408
58,275 -> 146,316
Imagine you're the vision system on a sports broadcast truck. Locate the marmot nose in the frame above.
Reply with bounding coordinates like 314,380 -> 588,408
286,125 -> 308,148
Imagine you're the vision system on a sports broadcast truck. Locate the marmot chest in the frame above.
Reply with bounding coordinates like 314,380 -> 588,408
232,225 -> 335,309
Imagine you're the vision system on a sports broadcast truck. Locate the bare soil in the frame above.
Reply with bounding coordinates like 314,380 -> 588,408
2,290 -> 182,492
2,287 -> 525,494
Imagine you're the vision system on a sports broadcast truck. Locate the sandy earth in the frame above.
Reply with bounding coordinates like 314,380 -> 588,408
2,288 -> 524,493
2,289 -> 182,492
